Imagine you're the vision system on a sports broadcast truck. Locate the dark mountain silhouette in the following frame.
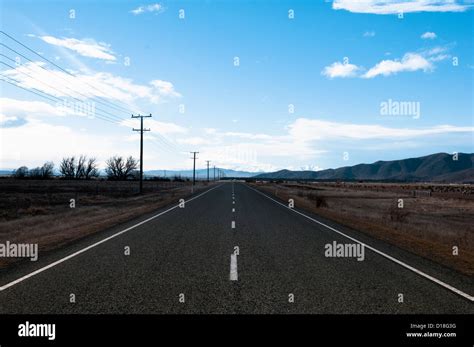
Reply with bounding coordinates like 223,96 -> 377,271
252,153 -> 474,183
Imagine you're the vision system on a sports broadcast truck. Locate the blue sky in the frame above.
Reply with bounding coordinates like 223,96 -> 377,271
0,0 -> 473,172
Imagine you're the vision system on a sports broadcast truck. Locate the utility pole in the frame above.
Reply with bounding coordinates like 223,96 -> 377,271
213,165 -> 216,181
190,151 -> 199,185
206,160 -> 210,182
132,114 -> 152,194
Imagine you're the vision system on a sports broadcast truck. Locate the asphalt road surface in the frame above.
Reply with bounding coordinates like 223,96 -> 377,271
0,182 -> 472,314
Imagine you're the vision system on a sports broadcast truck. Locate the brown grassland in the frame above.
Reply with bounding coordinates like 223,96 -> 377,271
251,181 -> 474,276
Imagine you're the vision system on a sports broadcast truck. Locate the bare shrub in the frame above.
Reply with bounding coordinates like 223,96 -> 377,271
389,205 -> 409,222
307,192 -> 328,208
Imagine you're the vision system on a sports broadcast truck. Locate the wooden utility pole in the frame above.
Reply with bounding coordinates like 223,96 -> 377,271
206,160 -> 210,181
190,151 -> 199,185
132,114 -> 152,194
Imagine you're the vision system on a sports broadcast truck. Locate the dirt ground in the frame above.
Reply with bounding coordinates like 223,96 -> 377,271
251,181 -> 474,276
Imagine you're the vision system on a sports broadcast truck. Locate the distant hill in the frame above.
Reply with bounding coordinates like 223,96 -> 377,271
145,168 -> 262,179
252,153 -> 474,183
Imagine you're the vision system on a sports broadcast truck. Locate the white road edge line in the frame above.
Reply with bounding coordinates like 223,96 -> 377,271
230,253 -> 238,281
0,184 -> 224,292
246,184 -> 474,302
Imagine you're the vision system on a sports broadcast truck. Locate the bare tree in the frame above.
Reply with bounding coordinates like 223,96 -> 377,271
105,156 -> 123,180
124,156 -> 138,179
40,162 -> 55,179
60,157 -> 76,178
29,162 -> 54,179
106,156 -> 138,180
59,155 -> 99,179
13,166 -> 29,178
75,155 -> 86,179
84,157 -> 99,179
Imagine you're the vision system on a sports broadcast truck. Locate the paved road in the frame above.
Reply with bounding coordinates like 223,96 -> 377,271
0,182 -> 472,313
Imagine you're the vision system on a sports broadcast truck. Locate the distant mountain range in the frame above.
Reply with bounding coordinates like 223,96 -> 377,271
252,153 -> 474,183
2,153 -> 473,182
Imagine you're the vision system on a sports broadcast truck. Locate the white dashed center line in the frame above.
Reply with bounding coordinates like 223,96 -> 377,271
230,253 -> 238,281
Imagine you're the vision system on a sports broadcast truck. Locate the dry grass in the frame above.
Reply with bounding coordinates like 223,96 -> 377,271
252,182 -> 474,275
0,179 -> 214,268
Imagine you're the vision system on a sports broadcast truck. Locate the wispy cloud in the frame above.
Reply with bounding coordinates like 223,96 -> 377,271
289,118 -> 473,140
150,80 -> 182,98
130,3 -> 165,15
332,0 -> 471,14
362,53 -> 433,78
322,45 -> 453,79
2,62 -> 181,105
321,61 -> 361,78
0,97 -> 78,118
38,36 -> 116,61
421,31 -> 437,39
120,119 -> 187,136
363,31 -> 376,37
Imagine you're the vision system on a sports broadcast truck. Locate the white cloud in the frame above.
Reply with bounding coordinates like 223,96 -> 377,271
0,97 -> 76,118
429,54 -> 450,62
2,97 -> 472,172
2,62 -> 181,106
322,61 -> 361,78
288,118 -> 473,141
177,137 -> 212,145
204,128 -> 217,135
0,114 -> 18,124
426,46 -> 447,55
191,116 -> 472,171
0,118 -> 127,169
332,0 -> 470,14
120,119 -> 188,135
39,36 -> 116,61
363,31 -> 376,37
0,97 -> 190,169
223,132 -> 274,140
150,80 -> 182,98
362,53 -> 432,78
421,31 -> 437,39
131,3 -> 165,15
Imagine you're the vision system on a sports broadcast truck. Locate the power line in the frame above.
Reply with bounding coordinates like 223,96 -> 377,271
0,44 -> 133,117
1,71 -> 177,157
0,55 -> 131,124
0,33 -> 186,154
0,31 -> 189,158
0,31 -> 137,115
0,60 -> 123,124
0,74 -> 120,125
